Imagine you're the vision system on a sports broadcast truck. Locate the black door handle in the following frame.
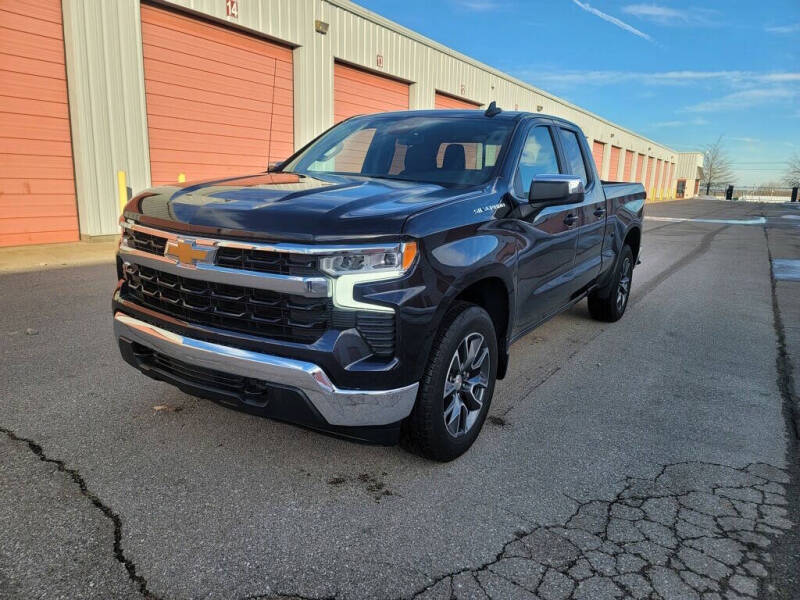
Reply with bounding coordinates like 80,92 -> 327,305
564,214 -> 578,226
593,207 -> 606,217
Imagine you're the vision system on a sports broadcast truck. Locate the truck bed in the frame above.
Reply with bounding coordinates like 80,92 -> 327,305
602,181 -> 647,203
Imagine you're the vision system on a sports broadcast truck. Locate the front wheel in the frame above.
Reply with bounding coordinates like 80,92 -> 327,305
402,302 -> 497,461
588,244 -> 634,322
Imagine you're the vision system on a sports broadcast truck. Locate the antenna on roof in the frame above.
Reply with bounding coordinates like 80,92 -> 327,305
484,101 -> 502,117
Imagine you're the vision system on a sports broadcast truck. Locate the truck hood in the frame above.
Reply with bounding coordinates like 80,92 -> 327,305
131,172 -> 476,242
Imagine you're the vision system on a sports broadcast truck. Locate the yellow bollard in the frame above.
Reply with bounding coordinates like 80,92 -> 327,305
178,172 -> 186,183
117,170 -> 127,213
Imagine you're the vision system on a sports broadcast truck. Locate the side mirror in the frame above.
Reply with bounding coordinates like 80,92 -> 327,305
528,174 -> 584,206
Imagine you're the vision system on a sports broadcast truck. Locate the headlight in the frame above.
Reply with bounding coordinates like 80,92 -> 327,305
321,242 -> 418,312
319,242 -> 417,277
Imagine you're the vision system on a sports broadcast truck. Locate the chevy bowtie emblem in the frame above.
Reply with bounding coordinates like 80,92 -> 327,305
164,240 -> 210,264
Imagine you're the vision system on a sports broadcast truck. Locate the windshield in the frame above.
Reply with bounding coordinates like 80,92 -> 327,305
282,114 -> 515,186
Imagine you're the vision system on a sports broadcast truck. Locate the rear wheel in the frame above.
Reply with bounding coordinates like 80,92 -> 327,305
588,244 -> 634,322
402,302 -> 497,461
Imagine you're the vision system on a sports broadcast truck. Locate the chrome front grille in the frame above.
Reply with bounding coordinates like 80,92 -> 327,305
122,264 -> 332,344
121,226 -> 322,277
215,246 -> 320,276
125,228 -> 168,255
118,223 -> 395,356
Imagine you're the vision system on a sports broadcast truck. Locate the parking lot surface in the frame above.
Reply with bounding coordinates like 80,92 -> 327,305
1,198 -> 798,600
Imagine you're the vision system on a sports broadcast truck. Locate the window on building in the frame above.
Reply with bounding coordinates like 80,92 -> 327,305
514,127 -> 560,196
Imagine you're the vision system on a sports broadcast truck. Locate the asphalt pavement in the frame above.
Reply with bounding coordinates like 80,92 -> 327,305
1,198 -> 798,600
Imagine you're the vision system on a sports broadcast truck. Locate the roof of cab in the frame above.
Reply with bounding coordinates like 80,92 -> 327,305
351,108 -> 523,120
347,108 -> 581,129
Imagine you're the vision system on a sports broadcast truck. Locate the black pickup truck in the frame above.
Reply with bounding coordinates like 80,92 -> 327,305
113,106 -> 645,461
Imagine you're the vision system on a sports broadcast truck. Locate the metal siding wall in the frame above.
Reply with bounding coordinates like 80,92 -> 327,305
676,152 -> 703,181
61,0 -> 680,240
62,0 -> 150,237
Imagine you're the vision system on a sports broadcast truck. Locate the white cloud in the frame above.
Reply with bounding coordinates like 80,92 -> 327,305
651,117 -> 709,128
685,87 -> 798,112
571,0 -> 653,42
765,23 -> 800,34
621,4 -> 718,26
622,4 -> 688,23
515,69 -> 800,89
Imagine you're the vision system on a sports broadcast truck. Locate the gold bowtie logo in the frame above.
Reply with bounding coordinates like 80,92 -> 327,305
165,240 -> 210,264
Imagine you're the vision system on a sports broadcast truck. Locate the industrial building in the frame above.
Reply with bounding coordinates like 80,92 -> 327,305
1,0 -> 691,247
674,152 -> 705,198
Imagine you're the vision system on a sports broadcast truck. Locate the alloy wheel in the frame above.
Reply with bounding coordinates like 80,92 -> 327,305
442,332 -> 490,438
617,256 -> 632,312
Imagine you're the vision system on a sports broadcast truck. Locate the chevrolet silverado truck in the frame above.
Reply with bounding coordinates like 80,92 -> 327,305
113,105 -> 645,461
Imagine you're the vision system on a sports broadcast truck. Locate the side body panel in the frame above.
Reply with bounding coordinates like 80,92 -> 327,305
596,182 -> 645,291
509,120 -> 581,332
562,127 -> 606,293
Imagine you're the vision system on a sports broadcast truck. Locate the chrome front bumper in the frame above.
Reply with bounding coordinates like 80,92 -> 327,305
113,313 -> 418,426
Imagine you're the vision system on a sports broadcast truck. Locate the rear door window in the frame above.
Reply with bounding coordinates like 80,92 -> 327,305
559,128 -> 591,186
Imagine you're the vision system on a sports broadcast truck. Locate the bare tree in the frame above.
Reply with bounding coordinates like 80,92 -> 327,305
785,153 -> 800,188
701,136 -> 734,195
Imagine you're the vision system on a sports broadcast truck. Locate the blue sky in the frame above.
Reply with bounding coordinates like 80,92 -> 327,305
357,0 -> 800,186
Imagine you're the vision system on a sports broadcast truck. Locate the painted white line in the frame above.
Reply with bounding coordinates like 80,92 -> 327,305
780,215 -> 800,220
773,259 -> 800,282
644,216 -> 766,225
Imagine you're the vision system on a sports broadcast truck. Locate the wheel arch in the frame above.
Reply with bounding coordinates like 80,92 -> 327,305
442,272 -> 514,380
623,225 -> 641,262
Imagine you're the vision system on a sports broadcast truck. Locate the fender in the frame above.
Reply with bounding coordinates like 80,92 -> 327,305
425,240 -> 517,380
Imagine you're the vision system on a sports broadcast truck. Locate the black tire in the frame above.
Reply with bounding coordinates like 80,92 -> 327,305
401,301 -> 498,462
588,244 -> 634,323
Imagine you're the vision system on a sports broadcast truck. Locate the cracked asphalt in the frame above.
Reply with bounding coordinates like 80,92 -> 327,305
1,198 -> 798,599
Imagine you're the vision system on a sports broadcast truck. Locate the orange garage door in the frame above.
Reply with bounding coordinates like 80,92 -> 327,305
141,4 -> 293,186
622,150 -> 634,181
434,91 -> 480,110
591,141 -> 605,177
608,146 -> 621,181
654,159 -> 662,194
334,62 -> 409,123
0,0 -> 79,246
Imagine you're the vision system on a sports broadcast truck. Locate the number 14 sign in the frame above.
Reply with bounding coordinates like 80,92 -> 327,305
226,0 -> 239,18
